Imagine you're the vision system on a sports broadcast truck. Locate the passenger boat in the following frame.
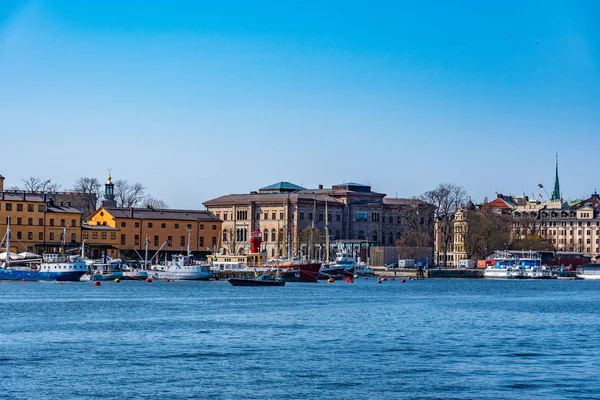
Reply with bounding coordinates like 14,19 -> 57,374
576,264 -> 600,280
354,263 -> 374,276
148,254 -> 212,280
484,257 -> 519,279
519,254 -> 552,279
0,221 -> 87,281
81,259 -> 124,281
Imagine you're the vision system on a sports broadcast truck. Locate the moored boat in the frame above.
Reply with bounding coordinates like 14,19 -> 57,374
576,263 -> 600,280
228,274 -> 285,286
148,254 -> 212,280
484,256 -> 518,279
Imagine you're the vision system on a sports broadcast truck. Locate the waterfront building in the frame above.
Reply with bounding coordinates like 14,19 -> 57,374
0,175 -> 83,254
203,182 -> 434,259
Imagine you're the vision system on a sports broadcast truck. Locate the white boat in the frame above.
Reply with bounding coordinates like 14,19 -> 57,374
148,254 -> 212,280
518,254 -> 552,279
576,264 -> 600,280
81,259 -> 124,281
354,263 -> 374,276
319,251 -> 356,278
122,266 -> 148,280
484,257 -> 519,279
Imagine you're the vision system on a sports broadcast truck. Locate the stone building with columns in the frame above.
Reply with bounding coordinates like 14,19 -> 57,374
203,182 -> 434,259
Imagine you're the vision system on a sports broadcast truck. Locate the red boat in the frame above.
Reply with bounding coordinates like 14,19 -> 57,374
277,262 -> 321,282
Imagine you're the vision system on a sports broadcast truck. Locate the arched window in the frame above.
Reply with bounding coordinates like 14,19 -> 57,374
358,230 -> 365,240
271,229 -> 276,242
271,248 -> 275,257
372,231 -> 378,242
388,232 -> 394,245
263,229 -> 268,242
278,228 -> 283,242
223,230 -> 228,242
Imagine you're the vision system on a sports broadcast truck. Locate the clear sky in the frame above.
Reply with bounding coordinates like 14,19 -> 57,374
1,0 -> 599,208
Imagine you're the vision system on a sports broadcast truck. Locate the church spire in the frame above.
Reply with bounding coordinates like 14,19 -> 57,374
102,168 -> 116,207
551,154 -> 561,201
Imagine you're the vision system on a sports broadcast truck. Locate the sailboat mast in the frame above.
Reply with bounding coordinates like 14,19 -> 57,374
6,217 -> 10,267
325,198 -> 329,263
286,194 -> 292,260
310,194 -> 316,259
186,227 -> 192,257
144,235 -> 149,269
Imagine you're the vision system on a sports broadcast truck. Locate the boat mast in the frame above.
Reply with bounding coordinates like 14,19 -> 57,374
309,194 -> 316,260
186,227 -> 192,257
5,217 -> 10,267
144,235 -> 149,269
325,198 -> 330,263
81,240 -> 85,258
286,193 -> 292,261
61,227 -> 67,255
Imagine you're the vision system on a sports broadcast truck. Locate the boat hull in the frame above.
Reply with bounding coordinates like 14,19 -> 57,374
576,274 -> 600,280
0,268 -> 86,281
149,271 -> 212,280
228,278 -> 285,286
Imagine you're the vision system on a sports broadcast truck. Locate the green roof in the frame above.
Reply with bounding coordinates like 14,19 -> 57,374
259,182 -> 305,193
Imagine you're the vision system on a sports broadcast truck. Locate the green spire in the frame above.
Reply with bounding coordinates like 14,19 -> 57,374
551,154 -> 560,201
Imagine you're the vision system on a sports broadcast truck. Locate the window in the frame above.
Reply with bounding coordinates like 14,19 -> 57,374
187,224 -> 192,229
278,228 -> 283,242
154,235 -> 159,246
101,232 -> 107,240
212,225 -> 217,230
180,236 -> 185,247
50,232 -> 55,240
319,213 -> 324,221
71,233 -> 76,242
264,213 -> 268,220
327,213 -> 332,222
17,204 -> 23,212
272,213 -> 276,220
280,212 -> 284,220
28,232 -> 33,240
134,235 -> 140,246
372,231 -> 378,242
161,223 -> 166,229
135,222 -> 140,228
17,231 -> 22,240
39,232 -> 44,241
39,218 -> 43,226
60,219 -> 65,227
16,217 -> 22,225
110,232 -> 116,240
27,218 -> 33,226
199,236 -> 204,247
355,212 -> 368,222
263,230 -> 268,242
271,229 -> 276,242
121,222 -> 126,227
256,213 -> 261,220
5,203 -> 12,211
371,213 -> 380,222
357,230 -> 365,240
83,232 -> 88,240
308,213 -> 313,221
49,219 -> 54,226
120,234 -> 126,245
299,212 -> 304,220
148,222 -> 153,228
223,231 -> 228,242
27,204 -> 34,212
200,224 -> 204,230
38,205 -> 45,212
72,219 -> 77,227
336,214 -> 341,222
175,224 -> 179,229
388,233 -> 394,245
167,236 -> 172,246
212,237 -> 217,247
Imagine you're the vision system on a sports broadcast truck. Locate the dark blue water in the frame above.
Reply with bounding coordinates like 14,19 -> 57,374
1,279 -> 599,400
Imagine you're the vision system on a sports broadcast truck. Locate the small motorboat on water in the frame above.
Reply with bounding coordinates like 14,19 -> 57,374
228,274 -> 285,286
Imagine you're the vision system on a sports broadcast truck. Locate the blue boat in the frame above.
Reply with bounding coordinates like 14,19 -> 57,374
0,220 -> 88,282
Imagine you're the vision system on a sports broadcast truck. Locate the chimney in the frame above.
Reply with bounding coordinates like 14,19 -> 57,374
318,184 -> 323,190
130,207 -> 134,218
67,201 -> 71,207
0,174 -> 4,192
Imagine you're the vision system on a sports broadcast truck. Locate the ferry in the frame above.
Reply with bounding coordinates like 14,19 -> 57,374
576,264 -> 600,280
484,257 -> 519,279
519,254 -> 552,279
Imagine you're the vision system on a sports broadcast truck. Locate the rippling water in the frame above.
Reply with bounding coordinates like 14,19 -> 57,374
0,279 -> 599,399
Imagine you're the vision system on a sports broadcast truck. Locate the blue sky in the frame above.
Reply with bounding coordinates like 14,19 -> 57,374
1,0 -> 599,208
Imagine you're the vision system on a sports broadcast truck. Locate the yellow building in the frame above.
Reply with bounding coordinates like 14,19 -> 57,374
0,175 -> 83,254
82,225 -> 119,259
87,206 -> 222,259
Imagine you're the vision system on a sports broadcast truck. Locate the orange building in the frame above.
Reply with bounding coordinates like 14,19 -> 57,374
87,206 -> 222,260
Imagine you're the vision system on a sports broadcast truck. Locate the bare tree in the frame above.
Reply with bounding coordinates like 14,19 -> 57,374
46,181 -> 62,194
114,179 -> 146,208
143,197 -> 169,209
464,210 -> 512,260
421,183 -> 467,267
21,177 -> 59,193
396,231 -> 432,260
72,177 -> 102,216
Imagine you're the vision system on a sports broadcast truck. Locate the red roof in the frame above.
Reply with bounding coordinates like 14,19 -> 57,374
482,198 -> 513,210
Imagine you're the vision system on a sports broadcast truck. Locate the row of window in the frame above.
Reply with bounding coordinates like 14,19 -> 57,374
6,217 -> 77,227
0,203 -> 45,212
542,230 -> 600,236
9,231 -> 76,242
541,221 -> 600,227
554,238 -> 599,245
98,221 -> 216,230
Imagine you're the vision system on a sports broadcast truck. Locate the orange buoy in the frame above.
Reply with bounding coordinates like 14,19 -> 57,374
146,278 -> 152,283
93,281 -> 101,286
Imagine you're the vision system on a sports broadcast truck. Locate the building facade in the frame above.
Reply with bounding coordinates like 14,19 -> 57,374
204,182 -> 434,259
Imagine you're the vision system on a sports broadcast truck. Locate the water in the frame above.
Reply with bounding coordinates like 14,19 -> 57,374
1,279 -> 599,400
